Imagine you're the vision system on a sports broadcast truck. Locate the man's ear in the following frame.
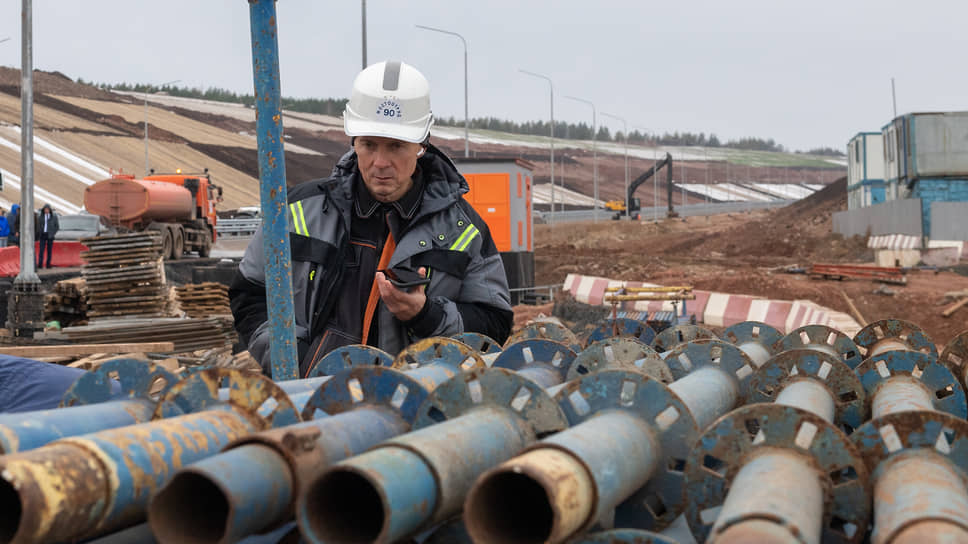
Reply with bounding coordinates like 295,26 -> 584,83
417,146 -> 426,157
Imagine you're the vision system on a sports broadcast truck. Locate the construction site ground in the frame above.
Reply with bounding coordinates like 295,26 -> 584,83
524,179 -> 968,347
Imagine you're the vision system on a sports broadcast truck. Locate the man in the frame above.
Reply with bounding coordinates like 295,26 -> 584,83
230,61 -> 513,377
35,203 -> 59,268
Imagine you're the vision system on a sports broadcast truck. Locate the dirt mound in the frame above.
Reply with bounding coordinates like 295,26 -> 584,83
0,67 -> 120,101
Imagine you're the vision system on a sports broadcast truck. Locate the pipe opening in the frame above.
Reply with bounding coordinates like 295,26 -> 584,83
0,477 -> 21,544
466,471 -> 553,544
149,472 -> 228,544
304,470 -> 384,543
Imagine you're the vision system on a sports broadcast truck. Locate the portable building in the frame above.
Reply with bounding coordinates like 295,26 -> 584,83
454,158 -> 535,304
846,132 -> 885,209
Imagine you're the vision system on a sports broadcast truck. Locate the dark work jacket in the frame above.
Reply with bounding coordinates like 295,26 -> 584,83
230,144 -> 513,377
35,211 -> 59,238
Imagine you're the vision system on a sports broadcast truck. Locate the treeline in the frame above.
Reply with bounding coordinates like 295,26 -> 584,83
81,80 -> 349,116
84,80 -> 841,155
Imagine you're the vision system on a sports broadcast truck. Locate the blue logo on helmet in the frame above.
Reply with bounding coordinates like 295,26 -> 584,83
376,99 -> 402,121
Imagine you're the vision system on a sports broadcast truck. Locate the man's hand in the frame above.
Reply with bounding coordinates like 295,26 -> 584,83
376,266 -> 428,322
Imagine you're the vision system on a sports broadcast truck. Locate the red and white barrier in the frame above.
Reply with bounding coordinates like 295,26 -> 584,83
562,273 -> 861,337
867,234 -> 921,250
0,241 -> 88,277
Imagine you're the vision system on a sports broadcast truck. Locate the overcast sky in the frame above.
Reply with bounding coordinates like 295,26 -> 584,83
0,1 -> 964,152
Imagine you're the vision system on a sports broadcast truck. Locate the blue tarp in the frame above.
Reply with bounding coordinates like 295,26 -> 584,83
0,354 -> 119,413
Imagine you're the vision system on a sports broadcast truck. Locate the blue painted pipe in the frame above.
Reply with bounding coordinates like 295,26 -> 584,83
0,405 -> 260,544
0,399 -> 156,454
149,406 -> 409,544
298,406 -> 538,544
248,0 -> 298,380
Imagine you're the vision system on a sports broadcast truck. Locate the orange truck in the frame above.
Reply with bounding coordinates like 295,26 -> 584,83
84,172 -> 223,259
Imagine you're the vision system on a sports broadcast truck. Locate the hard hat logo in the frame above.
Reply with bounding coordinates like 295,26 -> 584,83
377,99 -> 403,121
344,60 -> 434,144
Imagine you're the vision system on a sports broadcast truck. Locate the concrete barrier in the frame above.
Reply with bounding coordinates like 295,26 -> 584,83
0,241 -> 88,277
563,273 -> 861,337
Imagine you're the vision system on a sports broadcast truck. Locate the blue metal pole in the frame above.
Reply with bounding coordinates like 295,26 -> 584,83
247,0 -> 298,380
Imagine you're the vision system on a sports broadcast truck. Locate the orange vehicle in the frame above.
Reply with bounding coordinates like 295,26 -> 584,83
83,171 -> 223,259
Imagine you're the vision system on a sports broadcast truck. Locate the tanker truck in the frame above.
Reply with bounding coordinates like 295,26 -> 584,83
84,172 -> 223,259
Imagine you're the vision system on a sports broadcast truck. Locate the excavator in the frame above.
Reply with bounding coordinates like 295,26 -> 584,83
604,152 -> 677,220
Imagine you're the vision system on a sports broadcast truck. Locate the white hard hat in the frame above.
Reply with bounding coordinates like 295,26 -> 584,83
344,60 -> 434,144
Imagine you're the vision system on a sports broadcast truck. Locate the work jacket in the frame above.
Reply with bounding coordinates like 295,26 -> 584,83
230,144 -> 513,376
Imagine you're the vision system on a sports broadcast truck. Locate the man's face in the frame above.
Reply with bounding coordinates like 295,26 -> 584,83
355,136 -> 423,203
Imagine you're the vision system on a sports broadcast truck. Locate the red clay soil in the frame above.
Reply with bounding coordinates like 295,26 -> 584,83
528,178 -> 968,346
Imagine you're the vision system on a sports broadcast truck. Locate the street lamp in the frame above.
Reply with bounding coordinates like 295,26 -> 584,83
601,112 -> 629,219
144,79 -> 180,176
564,95 -> 598,222
416,25 -> 469,158
519,69 -> 554,223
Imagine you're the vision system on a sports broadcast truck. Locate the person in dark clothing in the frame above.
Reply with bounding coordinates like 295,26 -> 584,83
6,204 -> 19,246
35,203 -> 59,268
230,61 -> 513,377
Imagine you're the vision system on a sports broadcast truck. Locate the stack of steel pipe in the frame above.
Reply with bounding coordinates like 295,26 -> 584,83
294,336 -> 587,543
0,368 -> 301,543
461,339 -> 756,543
684,346 -> 871,543
849,319 -> 968,544
147,339 -> 486,544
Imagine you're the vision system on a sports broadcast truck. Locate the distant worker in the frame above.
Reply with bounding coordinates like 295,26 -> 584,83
0,208 -> 8,247
35,203 -> 59,268
230,60 -> 512,376
6,204 -> 19,246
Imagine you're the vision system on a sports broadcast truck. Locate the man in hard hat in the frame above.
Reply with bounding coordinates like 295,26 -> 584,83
230,61 -> 513,377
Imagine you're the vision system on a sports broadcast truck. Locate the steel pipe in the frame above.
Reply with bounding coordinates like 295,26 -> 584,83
149,341 -> 482,544
651,324 -> 717,354
505,320 -> 581,352
851,349 -> 968,544
0,369 -> 299,544
939,330 -> 968,393
584,317 -> 657,347
464,340 -> 754,543
490,339 -> 576,389
853,318 -> 938,361
686,349 -> 871,544
566,336 -> 670,383
0,360 -> 179,454
297,367 -> 567,544
723,320 -> 784,368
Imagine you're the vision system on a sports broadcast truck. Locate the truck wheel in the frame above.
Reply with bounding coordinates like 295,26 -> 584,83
198,231 -> 212,258
170,229 -> 183,260
160,230 -> 172,260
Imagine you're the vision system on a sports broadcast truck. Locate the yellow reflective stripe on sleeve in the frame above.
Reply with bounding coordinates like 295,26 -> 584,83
296,201 -> 309,236
456,226 -> 480,252
449,224 -> 476,250
288,203 -> 302,235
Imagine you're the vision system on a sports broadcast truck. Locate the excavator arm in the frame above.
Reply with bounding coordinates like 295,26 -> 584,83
625,152 -> 675,216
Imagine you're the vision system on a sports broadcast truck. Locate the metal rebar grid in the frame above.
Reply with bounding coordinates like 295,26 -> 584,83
0,369 -> 300,544
296,367 -> 568,544
148,340 -> 482,543
462,339 -> 754,543
685,349 -> 871,544
851,347 -> 968,544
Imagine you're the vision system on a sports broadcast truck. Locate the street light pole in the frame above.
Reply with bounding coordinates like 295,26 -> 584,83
520,69 -> 554,223
416,25 -> 469,158
564,95 -> 597,221
601,112 -> 628,219
361,0 -> 367,69
144,79 -> 180,176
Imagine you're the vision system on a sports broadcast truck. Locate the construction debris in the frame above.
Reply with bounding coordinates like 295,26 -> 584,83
43,277 -> 89,327
37,317 -> 237,353
809,263 -> 907,284
943,294 -> 968,318
80,232 -> 169,320
0,342 -> 175,358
